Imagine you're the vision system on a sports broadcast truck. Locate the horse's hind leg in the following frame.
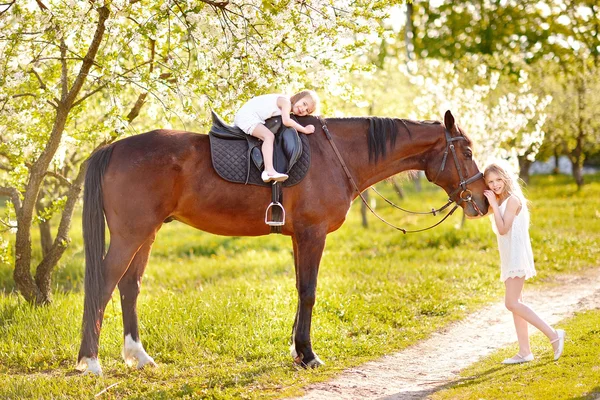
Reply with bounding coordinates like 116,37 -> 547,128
119,234 -> 158,369
77,238 -> 146,375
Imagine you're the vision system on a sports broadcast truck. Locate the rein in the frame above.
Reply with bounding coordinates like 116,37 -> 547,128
317,117 -> 483,234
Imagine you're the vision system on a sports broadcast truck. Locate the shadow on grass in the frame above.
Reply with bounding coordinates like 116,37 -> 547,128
379,365 -> 505,399
571,386 -> 600,400
381,359 -> 569,400
117,362 -> 295,400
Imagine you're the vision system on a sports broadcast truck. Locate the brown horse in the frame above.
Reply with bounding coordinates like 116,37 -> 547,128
76,110 -> 488,375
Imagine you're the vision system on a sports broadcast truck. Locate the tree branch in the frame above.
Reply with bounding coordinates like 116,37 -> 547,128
71,84 -> 108,108
126,92 -> 148,122
125,39 -> 156,122
71,60 -> 155,108
34,0 -> 49,11
200,0 -> 229,9
45,170 -> 71,186
0,186 -> 22,215
29,69 -> 47,90
64,6 -> 110,107
0,1 -> 16,17
60,39 -> 68,102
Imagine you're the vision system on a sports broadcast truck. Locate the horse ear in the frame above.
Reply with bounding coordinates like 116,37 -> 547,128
444,110 -> 455,131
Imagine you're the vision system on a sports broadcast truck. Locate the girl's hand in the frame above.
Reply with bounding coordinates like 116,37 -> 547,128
303,125 -> 315,134
483,190 -> 498,208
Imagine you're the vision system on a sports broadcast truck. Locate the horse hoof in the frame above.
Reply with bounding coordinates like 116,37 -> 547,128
305,356 -> 325,368
137,358 -> 157,370
123,335 -> 157,369
294,354 -> 325,369
76,357 -> 103,376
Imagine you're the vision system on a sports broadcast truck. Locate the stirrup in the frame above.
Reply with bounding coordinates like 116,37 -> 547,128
265,201 -> 285,226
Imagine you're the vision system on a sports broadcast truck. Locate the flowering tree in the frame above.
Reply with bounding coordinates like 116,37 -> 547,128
0,0 -> 395,304
405,58 -> 551,178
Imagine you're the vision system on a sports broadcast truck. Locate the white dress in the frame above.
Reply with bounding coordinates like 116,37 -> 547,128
233,94 -> 287,135
491,195 -> 536,282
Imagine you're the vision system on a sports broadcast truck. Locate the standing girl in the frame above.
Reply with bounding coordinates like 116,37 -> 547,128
234,90 -> 319,183
483,163 -> 565,364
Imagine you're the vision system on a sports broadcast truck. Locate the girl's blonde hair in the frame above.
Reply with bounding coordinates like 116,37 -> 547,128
290,89 -> 320,114
484,163 -> 529,209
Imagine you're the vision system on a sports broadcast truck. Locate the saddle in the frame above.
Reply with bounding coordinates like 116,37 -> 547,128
208,111 -> 310,187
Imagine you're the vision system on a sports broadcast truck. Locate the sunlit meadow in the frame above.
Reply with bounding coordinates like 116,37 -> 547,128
0,173 -> 599,399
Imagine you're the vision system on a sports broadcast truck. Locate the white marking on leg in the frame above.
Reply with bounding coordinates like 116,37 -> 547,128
76,357 -> 103,376
123,334 -> 157,369
290,341 -> 298,359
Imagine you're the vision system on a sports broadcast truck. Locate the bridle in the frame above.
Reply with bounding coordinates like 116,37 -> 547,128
429,127 -> 485,215
318,117 -> 484,234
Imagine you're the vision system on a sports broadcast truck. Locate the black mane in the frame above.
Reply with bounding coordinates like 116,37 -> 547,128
367,117 -> 398,163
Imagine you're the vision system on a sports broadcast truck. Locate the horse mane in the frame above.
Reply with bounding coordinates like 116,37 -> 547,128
366,118 -> 447,162
325,116 -> 443,163
367,117 -> 397,163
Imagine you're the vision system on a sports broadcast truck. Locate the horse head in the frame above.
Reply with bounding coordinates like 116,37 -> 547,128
423,110 -> 488,217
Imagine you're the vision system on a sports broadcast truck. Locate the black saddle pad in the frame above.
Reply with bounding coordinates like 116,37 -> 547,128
209,132 -> 310,187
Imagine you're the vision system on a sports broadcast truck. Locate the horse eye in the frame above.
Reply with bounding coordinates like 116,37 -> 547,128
464,151 -> 472,158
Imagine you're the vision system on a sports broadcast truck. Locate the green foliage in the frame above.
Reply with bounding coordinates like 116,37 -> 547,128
0,0 -> 408,302
536,59 -> 600,168
405,1 -> 599,68
0,174 -> 598,398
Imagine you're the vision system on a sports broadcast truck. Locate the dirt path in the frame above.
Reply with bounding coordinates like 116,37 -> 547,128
293,268 -> 600,400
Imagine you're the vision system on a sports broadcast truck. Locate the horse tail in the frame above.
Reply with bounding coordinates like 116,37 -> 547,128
81,144 -> 114,347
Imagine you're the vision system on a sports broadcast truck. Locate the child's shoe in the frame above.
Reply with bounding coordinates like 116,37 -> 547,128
261,171 -> 289,183
501,353 -> 534,364
551,329 -> 565,360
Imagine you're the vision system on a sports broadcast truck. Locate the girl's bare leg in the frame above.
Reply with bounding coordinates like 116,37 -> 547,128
513,312 -> 531,355
505,277 -> 559,347
251,124 -> 277,175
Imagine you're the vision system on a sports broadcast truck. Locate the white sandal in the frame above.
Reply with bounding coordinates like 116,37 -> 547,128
261,171 -> 289,183
551,329 -> 566,361
501,353 -> 534,364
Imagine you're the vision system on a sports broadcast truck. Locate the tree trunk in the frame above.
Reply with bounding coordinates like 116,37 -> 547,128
361,190 -> 369,228
413,172 -> 422,192
571,160 -> 584,189
457,210 -> 466,230
12,6 -> 110,305
389,178 -> 405,200
553,148 -> 560,174
518,156 -> 532,184
571,72 -> 585,189
36,193 -> 53,257
34,162 -> 88,302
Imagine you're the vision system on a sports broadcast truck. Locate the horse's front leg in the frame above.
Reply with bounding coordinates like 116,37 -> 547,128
290,228 -> 327,368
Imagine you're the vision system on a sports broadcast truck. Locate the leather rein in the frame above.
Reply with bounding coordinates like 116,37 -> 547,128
317,117 -> 484,234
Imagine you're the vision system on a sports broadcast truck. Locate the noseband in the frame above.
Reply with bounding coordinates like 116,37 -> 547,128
318,118 -> 484,233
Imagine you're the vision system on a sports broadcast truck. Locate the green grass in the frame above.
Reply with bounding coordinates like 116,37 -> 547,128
0,173 -> 599,399
431,309 -> 600,400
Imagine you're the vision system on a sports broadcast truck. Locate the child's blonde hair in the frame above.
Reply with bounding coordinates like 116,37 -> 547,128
484,163 -> 529,210
290,89 -> 320,114
484,163 -> 516,197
